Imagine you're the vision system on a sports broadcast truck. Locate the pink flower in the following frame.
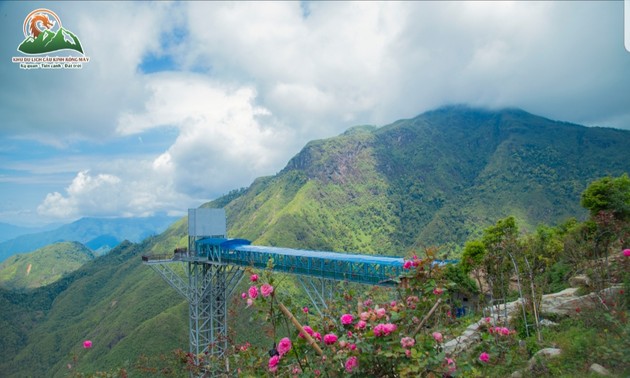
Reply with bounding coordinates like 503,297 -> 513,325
356,320 -> 367,329
299,325 -> 314,338
374,323 -> 397,336
302,306 -> 309,313
485,317 -> 491,323
390,301 -> 397,307
344,356 -> 358,373
248,286 -> 258,299
445,357 -> 457,373
83,340 -> 92,349
268,355 -> 280,372
340,313 -> 354,325
623,249 -> 630,257
400,336 -> 415,348
246,298 -> 254,307
433,287 -> 444,295
261,283 -> 274,297
363,299 -> 373,307
500,327 -> 510,336
349,343 -> 356,350
277,337 -> 292,356
403,260 -> 413,269
405,349 -> 411,357
384,323 -> 397,335
432,332 -> 443,343
347,331 -> 353,338
313,332 -> 322,342
323,333 -> 338,345
360,311 -> 370,321
376,308 -> 386,318
250,274 -> 258,282
241,292 -> 246,299
479,352 -> 490,363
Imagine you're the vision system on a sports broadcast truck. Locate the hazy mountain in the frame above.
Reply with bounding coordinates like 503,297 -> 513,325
0,222 -> 59,243
0,215 -> 179,262
1,106 -> 629,376
0,241 -> 95,290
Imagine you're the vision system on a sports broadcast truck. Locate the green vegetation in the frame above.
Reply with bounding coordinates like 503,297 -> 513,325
0,241 -> 94,290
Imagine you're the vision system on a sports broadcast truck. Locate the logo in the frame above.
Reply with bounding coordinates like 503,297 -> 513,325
12,8 -> 90,70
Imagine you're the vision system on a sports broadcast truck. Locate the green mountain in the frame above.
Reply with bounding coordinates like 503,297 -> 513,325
0,241 -> 94,290
227,106 -> 630,255
0,106 -> 629,376
17,28 -> 84,54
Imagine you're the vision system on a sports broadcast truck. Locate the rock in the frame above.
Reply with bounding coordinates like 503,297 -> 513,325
569,275 -> 591,288
539,319 -> 558,327
528,348 -> 562,370
589,363 -> 611,376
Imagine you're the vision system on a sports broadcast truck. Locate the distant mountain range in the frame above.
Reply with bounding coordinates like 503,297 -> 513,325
1,106 -> 629,376
0,222 -> 59,243
0,215 -> 179,262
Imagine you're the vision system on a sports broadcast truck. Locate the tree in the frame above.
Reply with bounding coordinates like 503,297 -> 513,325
581,173 -> 630,221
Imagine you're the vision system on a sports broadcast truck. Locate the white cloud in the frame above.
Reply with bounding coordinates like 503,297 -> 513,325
117,72 -> 290,198
1,1 -> 627,224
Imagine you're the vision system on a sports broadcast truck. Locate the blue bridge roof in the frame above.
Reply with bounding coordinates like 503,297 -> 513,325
195,238 -> 405,286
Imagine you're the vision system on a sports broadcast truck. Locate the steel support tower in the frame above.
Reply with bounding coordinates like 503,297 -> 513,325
142,208 -> 407,370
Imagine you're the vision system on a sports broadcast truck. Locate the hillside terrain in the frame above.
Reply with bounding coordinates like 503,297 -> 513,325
0,106 -> 628,376
227,106 -> 630,254
0,241 -> 94,290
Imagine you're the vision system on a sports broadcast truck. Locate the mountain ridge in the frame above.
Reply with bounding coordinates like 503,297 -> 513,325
0,215 -> 179,262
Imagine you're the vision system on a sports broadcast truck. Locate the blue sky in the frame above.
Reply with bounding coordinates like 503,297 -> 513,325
1,1 -> 629,226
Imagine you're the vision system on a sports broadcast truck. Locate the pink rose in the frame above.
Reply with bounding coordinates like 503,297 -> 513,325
433,287 -> 443,295
302,306 -> 309,313
241,292 -> 246,299
323,333 -> 338,345
403,260 -> 413,269
340,313 -> 354,325
299,325 -> 314,338
268,355 -> 279,372
623,249 -> 630,257
261,283 -> 274,297
376,308 -> 386,318
250,274 -> 258,282
277,337 -> 292,356
83,340 -> 92,349
344,356 -> 358,373
432,332 -> 443,343
405,349 -> 411,357
400,336 -> 415,348
383,323 -> 397,335
313,332 -> 322,341
248,286 -> 258,299
246,298 -> 254,307
479,352 -> 490,363
356,320 -> 367,329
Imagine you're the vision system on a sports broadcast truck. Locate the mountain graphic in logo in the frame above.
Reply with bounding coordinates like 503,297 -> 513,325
17,8 -> 84,55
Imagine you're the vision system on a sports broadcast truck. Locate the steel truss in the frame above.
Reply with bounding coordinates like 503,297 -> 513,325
147,259 -> 244,362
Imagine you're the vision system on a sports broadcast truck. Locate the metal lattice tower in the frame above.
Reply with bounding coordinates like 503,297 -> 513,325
142,208 -> 407,365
